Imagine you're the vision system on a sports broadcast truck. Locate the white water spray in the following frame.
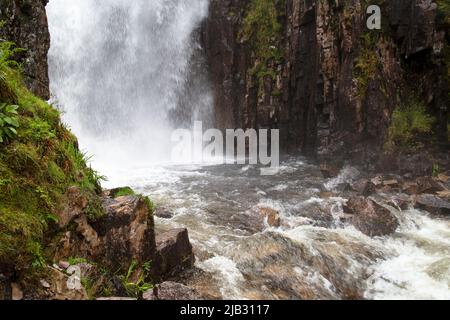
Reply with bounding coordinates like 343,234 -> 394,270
46,0 -> 211,173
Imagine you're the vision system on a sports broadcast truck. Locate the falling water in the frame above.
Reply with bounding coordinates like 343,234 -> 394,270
47,0 -> 211,170
46,1 -> 450,300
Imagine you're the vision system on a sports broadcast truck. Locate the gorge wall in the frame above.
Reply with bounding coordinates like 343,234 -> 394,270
0,0 -> 50,100
203,0 -> 450,167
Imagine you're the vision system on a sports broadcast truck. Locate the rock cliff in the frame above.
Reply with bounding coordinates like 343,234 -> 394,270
203,0 -> 449,167
0,0 -> 50,99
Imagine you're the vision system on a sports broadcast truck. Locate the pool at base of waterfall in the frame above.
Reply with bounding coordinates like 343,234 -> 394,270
98,158 -> 450,300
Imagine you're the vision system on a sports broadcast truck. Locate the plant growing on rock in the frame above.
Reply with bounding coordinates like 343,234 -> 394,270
0,39 -> 105,275
240,0 -> 285,95
0,103 -> 19,143
120,260 -> 153,298
385,97 -> 436,152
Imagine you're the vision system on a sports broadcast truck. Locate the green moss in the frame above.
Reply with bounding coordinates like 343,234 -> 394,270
385,97 -> 436,152
354,32 -> 379,98
110,186 -> 136,198
143,196 -> 155,218
240,0 -> 285,95
0,39 -> 104,270
437,0 -> 450,25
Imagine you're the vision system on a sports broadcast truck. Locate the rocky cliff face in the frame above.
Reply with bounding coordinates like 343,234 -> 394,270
0,0 -> 50,99
203,0 -> 449,166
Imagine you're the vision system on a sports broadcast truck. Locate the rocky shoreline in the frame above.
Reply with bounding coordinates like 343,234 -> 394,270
0,186 -> 200,300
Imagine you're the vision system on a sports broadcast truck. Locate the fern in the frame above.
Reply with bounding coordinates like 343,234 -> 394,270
0,103 -> 19,143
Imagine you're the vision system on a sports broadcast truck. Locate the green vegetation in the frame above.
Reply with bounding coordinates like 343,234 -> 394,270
0,39 -> 104,271
120,260 -> 153,298
68,257 -> 88,266
354,32 -> 380,97
143,196 -> 155,218
437,0 -> 450,25
110,186 -> 135,198
0,103 -> 19,143
240,0 -> 285,95
385,97 -> 436,152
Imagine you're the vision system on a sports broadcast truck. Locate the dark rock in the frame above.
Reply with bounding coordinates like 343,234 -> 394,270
153,229 -> 195,280
92,195 -> 156,271
203,0 -> 449,160
346,197 -> 399,237
143,281 -> 201,300
155,207 -> 175,219
55,194 -> 156,272
414,194 -> 450,215
416,177 -> 447,194
383,179 -> 399,188
351,179 -> 376,196
0,273 -> 11,300
0,0 -> 50,99
388,194 -> 413,211
402,181 -> 420,195
396,153 -> 435,177
320,163 -> 341,179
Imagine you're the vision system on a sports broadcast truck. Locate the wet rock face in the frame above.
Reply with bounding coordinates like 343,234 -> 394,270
153,228 -> 195,280
55,193 -> 156,272
415,194 -> 450,215
0,0 -> 50,99
203,0 -> 449,158
346,197 -> 399,237
94,195 -> 156,270
230,231 -> 383,299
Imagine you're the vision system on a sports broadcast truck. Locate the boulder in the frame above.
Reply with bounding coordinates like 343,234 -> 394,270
383,179 -> 399,188
351,179 -> 376,196
402,181 -> 420,195
259,207 -> 281,228
371,176 -> 383,187
414,194 -> 450,215
320,163 -> 341,179
416,177 -> 446,194
153,229 -> 195,280
154,207 -> 175,219
91,195 -> 156,270
388,194 -> 412,211
55,195 -> 156,272
143,282 -> 201,300
346,197 -> 399,237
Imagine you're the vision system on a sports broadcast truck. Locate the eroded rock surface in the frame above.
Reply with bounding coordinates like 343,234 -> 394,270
0,0 -> 50,99
153,228 -> 195,280
346,197 -> 399,237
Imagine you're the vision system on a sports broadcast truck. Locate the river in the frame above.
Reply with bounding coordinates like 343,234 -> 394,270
46,0 -> 450,300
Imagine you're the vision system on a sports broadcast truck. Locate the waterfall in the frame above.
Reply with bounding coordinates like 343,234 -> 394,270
46,0 -> 211,171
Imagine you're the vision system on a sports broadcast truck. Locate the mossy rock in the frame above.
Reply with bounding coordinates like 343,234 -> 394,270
0,40 -> 104,272
109,187 -> 136,198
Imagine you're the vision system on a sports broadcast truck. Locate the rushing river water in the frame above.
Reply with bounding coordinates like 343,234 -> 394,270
46,0 -> 450,300
97,160 -> 450,300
